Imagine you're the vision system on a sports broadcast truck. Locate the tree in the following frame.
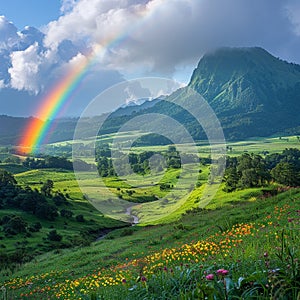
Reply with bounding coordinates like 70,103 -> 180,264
47,230 -> 62,242
41,179 -> 54,197
52,192 -> 68,206
35,203 -> 58,220
75,214 -> 85,222
28,222 -> 42,232
2,215 -> 27,235
60,209 -> 73,218
0,169 -> 16,187
271,162 -> 300,186
223,153 -> 270,191
223,167 -> 239,192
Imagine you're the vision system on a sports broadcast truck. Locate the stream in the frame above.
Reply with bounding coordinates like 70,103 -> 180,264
125,206 -> 139,225
96,206 -> 139,241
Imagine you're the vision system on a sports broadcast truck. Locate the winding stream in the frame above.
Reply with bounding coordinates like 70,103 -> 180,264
125,206 -> 139,225
96,206 -> 139,241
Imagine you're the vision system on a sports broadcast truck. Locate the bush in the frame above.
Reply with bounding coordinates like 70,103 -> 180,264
61,209 -> 73,218
28,222 -> 42,232
75,215 -> 85,222
47,230 -> 62,242
2,215 -> 27,235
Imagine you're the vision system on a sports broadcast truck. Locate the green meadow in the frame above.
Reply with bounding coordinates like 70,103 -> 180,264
0,135 -> 299,299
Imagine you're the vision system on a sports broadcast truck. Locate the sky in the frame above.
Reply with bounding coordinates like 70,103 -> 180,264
0,0 -> 61,29
0,0 -> 300,118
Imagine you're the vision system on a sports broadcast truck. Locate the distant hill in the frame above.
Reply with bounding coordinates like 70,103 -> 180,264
0,115 -> 77,146
0,99 -> 163,146
111,98 -> 162,117
0,115 -> 35,145
100,47 -> 300,140
2,47 -> 300,146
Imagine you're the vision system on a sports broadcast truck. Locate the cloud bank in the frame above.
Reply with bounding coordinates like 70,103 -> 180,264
0,0 -> 299,116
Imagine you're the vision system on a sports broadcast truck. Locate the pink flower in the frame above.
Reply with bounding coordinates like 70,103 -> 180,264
216,269 -> 229,276
205,274 -> 214,280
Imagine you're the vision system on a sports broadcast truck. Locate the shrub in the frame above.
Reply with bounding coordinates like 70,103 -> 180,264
75,214 -> 85,222
47,230 -> 62,242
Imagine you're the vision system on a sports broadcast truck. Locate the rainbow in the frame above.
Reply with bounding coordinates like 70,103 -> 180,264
18,42 -> 115,155
18,7 -> 150,155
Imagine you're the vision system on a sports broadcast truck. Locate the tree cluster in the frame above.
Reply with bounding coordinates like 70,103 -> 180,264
95,145 -> 182,178
224,148 -> 300,192
23,156 -> 73,170
0,170 -> 65,221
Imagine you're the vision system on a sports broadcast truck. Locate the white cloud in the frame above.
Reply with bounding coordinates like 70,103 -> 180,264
60,0 -> 78,14
1,0 -> 300,110
8,43 -> 42,93
0,79 -> 5,89
0,15 -> 19,49
41,0 -> 300,77
286,1 -> 300,36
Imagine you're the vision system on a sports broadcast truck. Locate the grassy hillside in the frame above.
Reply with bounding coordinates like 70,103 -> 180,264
1,136 -> 300,298
1,188 -> 299,299
0,166 -> 127,264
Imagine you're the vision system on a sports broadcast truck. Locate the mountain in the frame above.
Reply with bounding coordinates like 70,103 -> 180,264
187,47 -> 300,139
100,47 -> 300,140
98,47 -> 300,141
111,98 -> 162,117
1,47 -> 300,147
0,115 -> 40,145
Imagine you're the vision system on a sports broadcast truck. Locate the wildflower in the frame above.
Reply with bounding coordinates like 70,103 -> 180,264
141,276 -> 147,282
263,252 -> 268,258
121,278 -> 127,284
216,269 -> 229,276
205,274 -> 214,280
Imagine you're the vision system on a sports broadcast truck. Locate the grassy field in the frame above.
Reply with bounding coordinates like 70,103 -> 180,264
0,135 -> 300,298
1,187 -> 299,299
44,133 -> 300,157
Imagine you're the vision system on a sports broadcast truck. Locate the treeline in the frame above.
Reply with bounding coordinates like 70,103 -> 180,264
95,144 -> 183,177
224,148 -> 300,192
0,169 -> 102,268
22,156 -> 94,171
23,156 -> 73,169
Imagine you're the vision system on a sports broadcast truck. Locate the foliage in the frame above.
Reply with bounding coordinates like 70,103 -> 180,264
47,230 -> 63,242
224,148 -> 300,192
96,144 -> 181,179
1,215 -> 27,236
23,156 -> 73,170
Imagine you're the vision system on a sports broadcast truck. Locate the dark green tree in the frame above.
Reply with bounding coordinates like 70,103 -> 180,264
2,215 -> 27,235
271,162 -> 300,186
47,230 -> 62,242
41,179 -> 54,197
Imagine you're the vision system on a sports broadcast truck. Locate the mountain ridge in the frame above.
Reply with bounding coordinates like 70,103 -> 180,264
2,47 -> 300,146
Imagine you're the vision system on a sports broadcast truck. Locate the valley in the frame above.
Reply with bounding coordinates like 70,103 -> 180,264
0,47 -> 300,299
0,133 -> 300,299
